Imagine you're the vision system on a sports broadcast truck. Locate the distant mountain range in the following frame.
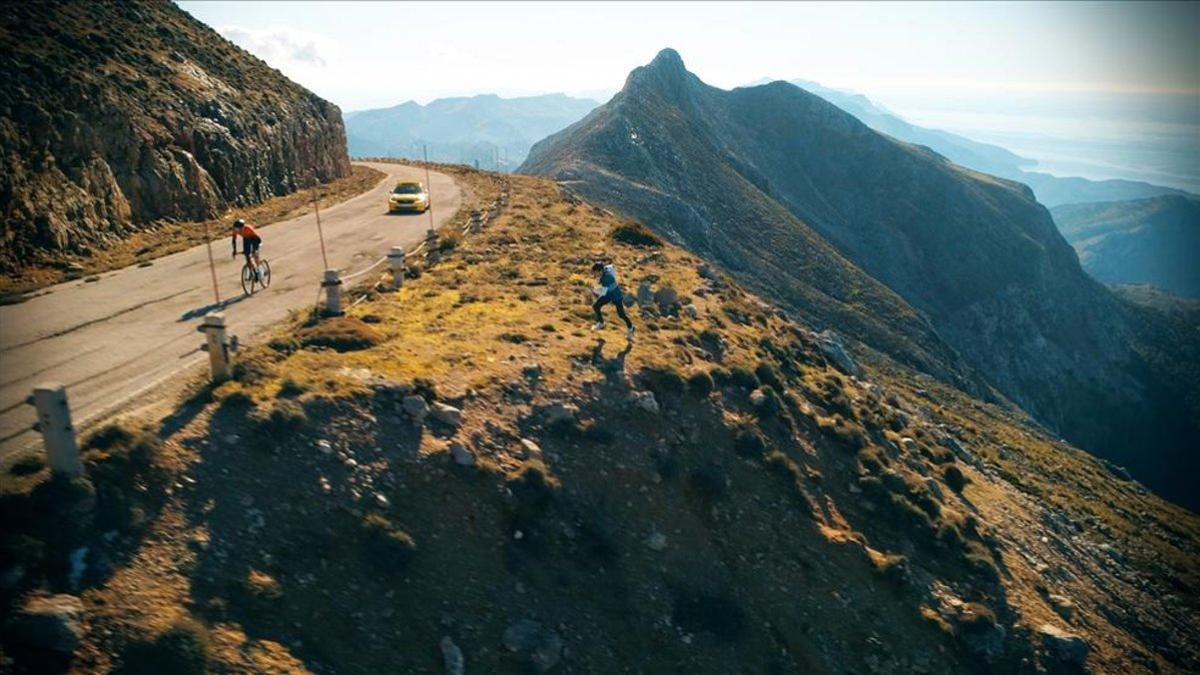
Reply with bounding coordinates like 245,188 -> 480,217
756,78 -> 1193,208
345,93 -> 598,170
1052,195 -> 1200,298
521,48 -> 1200,508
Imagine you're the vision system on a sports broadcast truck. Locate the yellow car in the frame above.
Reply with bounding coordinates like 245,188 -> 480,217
388,181 -> 429,213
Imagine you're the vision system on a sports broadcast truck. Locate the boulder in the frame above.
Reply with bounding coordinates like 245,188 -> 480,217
402,395 -> 429,424
503,619 -> 563,672
7,594 -> 85,655
653,286 -> 679,312
630,391 -> 659,414
430,402 -> 463,427
519,439 -> 542,457
1038,623 -> 1088,666
449,441 -> 475,467
637,280 -> 654,306
540,403 -> 578,426
816,330 -> 861,377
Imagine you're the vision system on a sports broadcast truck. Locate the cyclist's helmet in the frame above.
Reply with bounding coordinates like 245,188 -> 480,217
233,218 -> 245,230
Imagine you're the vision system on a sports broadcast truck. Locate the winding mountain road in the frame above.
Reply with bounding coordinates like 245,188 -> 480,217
0,161 -> 461,460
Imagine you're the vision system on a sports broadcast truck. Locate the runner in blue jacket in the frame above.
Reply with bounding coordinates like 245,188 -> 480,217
591,261 -> 635,340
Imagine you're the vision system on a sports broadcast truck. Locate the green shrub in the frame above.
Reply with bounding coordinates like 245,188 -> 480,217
610,221 -> 663,248
818,416 -> 866,451
638,366 -> 686,398
754,385 -> 784,419
857,446 -> 886,475
754,362 -> 784,390
297,316 -> 383,352
944,465 -> 968,492
117,616 -> 210,675
249,399 -> 307,439
267,337 -> 299,354
506,460 -> 560,524
733,428 -> 766,458
687,370 -> 715,397
728,367 -> 759,390
277,378 -> 307,398
361,514 -> 417,567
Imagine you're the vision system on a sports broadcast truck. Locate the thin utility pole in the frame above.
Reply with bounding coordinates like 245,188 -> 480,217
424,144 -> 435,234
190,136 -> 220,304
314,190 -> 329,269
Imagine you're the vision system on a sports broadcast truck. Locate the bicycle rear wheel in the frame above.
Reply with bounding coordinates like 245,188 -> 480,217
259,260 -> 271,289
241,264 -> 255,295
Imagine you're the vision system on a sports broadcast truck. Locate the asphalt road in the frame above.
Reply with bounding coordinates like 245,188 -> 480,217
0,161 -> 460,459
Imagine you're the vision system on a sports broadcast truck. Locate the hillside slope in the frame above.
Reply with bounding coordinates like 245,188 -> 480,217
346,93 -> 598,170
1052,196 -> 1200,298
0,0 -> 351,272
2,167 -> 1195,673
520,49 -> 1199,508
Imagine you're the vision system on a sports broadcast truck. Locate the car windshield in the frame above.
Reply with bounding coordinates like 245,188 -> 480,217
393,184 -> 423,195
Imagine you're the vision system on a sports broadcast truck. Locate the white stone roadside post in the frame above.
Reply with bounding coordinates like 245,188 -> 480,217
469,210 -> 482,233
201,312 -> 233,382
387,246 -> 406,290
322,269 -> 343,315
28,383 -> 81,477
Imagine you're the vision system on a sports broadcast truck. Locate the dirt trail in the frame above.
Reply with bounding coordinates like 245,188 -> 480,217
0,162 -> 461,459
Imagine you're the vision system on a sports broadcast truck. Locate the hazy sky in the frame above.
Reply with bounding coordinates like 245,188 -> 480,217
176,1 -> 1199,189
177,1 -> 1199,111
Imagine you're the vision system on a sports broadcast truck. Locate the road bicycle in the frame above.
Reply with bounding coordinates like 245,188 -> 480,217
241,255 -> 271,295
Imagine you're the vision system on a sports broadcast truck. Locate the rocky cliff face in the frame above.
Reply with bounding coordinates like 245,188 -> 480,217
522,49 -> 1200,508
0,0 -> 350,270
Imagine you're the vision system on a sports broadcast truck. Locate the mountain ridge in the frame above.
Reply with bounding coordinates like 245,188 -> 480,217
521,48 -> 1199,509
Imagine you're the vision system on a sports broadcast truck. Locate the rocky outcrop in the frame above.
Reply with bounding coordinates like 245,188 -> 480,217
0,1 -> 350,270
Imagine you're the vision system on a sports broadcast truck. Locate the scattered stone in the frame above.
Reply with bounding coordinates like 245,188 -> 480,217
316,439 -> 333,455
630,391 -> 659,414
645,531 -> 667,551
450,441 -> 475,466
653,286 -> 679,312
541,403 -> 578,426
403,395 -> 429,424
7,594 -> 84,655
440,636 -> 465,675
637,280 -> 654,306
519,438 -> 542,457
503,619 -> 563,672
816,330 -> 861,376
683,304 -> 698,319
1038,624 -> 1089,666
749,388 -> 767,407
374,493 -> 390,509
430,402 -> 463,427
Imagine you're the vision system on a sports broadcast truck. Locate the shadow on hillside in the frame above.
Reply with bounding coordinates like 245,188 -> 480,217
590,339 -> 632,382
176,390 -> 472,670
